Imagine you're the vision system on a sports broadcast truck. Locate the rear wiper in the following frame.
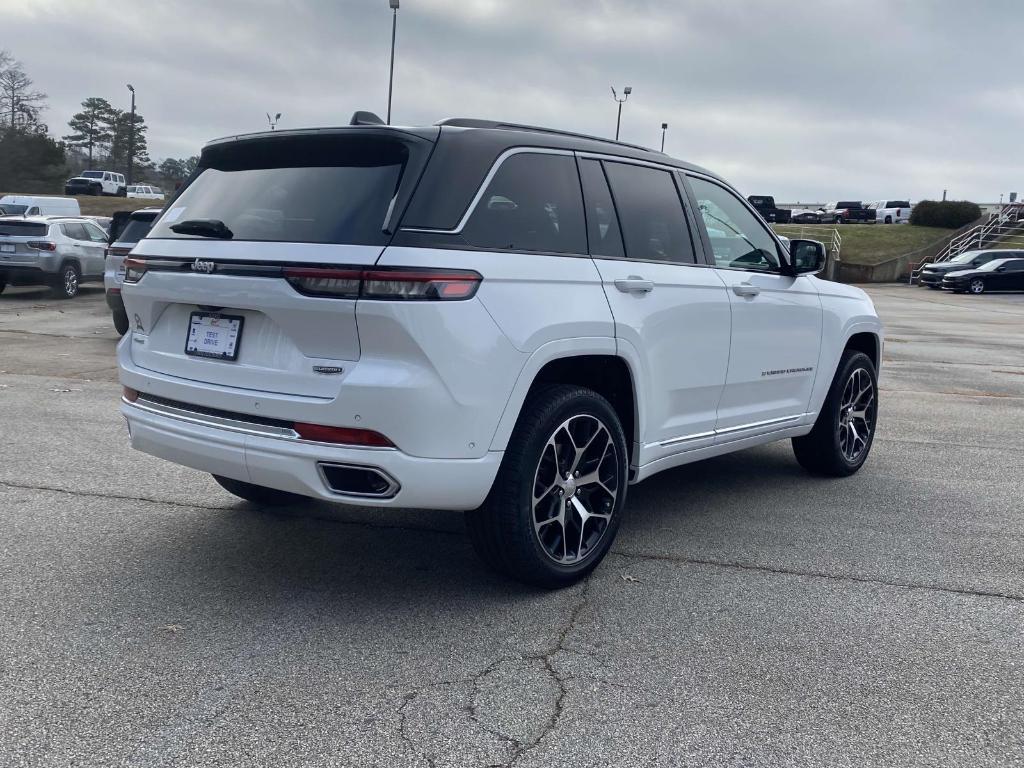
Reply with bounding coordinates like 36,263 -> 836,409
169,218 -> 234,239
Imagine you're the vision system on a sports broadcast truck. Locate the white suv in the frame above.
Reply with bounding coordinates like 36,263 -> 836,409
118,117 -> 883,586
65,170 -> 127,197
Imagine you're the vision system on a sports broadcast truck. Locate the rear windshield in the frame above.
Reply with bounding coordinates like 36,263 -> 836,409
116,215 -> 157,245
0,221 -> 47,236
149,135 -> 409,245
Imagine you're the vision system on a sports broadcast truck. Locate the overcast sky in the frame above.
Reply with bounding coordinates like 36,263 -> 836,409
5,0 -> 1022,201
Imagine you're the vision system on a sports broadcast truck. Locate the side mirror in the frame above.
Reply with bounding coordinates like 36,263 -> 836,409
788,239 -> 827,275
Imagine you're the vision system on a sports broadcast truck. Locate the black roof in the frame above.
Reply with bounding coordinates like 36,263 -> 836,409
201,117 -> 724,232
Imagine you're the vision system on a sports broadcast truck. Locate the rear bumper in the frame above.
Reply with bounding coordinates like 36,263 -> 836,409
120,399 -> 502,510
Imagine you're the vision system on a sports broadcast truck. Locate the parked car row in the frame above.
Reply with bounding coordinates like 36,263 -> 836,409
748,197 -> 912,225
917,248 -> 1024,294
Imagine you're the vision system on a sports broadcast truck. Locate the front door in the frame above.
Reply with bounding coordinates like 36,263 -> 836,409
579,157 -> 731,466
686,175 -> 823,438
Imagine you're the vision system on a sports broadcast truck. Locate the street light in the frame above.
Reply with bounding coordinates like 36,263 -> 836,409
611,86 -> 632,141
387,0 -> 399,124
660,122 -> 668,152
267,112 -> 281,130
126,84 -> 135,186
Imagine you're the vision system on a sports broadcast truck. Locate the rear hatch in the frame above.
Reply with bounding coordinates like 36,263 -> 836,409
122,127 -> 436,398
0,220 -> 51,265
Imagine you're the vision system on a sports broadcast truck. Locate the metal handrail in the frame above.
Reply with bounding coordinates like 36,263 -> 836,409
909,205 -> 1024,283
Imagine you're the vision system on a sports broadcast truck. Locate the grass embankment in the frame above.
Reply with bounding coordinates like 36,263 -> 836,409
772,224 -> 953,266
1,193 -> 160,217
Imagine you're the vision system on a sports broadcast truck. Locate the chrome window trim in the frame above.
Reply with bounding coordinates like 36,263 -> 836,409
399,146 -> 575,235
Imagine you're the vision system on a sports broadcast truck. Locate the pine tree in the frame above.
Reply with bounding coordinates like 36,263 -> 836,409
63,97 -> 114,167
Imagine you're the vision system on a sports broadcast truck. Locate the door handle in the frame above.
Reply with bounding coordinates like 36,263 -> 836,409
614,276 -> 654,294
732,282 -> 760,297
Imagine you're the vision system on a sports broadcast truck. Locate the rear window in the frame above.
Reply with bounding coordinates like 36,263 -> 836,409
0,221 -> 47,236
116,215 -> 157,245
149,136 -> 409,245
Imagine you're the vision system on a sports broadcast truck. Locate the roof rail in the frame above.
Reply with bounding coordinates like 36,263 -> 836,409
435,118 -> 657,154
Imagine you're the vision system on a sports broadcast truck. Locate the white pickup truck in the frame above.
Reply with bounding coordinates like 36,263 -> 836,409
867,200 -> 912,224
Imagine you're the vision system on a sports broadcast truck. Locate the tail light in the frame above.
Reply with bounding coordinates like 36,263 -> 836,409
293,423 -> 394,447
122,257 -> 148,283
285,267 -> 481,301
27,241 -> 57,251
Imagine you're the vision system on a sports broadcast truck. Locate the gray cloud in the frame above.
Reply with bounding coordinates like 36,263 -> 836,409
6,0 -> 1021,201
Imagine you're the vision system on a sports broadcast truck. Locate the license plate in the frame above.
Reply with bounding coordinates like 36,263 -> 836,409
185,312 -> 244,361
0,244 -> 14,253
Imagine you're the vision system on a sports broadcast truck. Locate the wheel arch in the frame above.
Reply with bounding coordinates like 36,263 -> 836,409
844,331 -> 880,371
489,341 -> 641,466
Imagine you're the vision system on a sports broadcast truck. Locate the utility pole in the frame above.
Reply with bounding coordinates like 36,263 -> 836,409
660,122 -> 668,152
387,0 -> 399,124
611,86 -> 631,141
126,84 -> 136,185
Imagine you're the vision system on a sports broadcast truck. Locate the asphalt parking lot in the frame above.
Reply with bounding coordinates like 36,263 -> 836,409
1,282 -> 1022,767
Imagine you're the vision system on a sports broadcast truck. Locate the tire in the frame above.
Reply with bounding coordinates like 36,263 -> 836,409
52,263 -> 80,299
212,475 -> 311,507
833,216 -> 843,224
884,216 -> 892,224
465,384 -> 629,588
118,187 -> 127,197
0,277 -> 6,294
91,184 -> 101,196
969,278 -> 986,295
792,350 -> 878,477
112,308 -> 130,335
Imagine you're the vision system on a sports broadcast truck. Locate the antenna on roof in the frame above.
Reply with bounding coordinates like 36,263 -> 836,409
351,111 -> 386,126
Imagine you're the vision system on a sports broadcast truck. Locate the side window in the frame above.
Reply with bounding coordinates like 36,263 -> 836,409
688,176 -> 781,272
84,223 -> 108,242
103,173 -> 111,181
578,158 -> 624,259
61,223 -> 88,241
462,153 -> 586,254
603,161 -> 695,263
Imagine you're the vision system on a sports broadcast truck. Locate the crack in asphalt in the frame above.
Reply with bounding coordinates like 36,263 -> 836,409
608,550 -> 1024,603
0,479 -> 461,537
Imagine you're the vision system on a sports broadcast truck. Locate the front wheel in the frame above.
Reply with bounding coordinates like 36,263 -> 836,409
969,278 -> 986,295
52,263 -> 80,299
212,475 -> 311,507
792,350 -> 878,477
0,277 -> 6,294
466,384 -> 628,588
884,216 -> 893,224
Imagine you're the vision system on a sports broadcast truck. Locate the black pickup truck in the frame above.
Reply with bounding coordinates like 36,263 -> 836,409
747,195 -> 791,224
820,201 -> 875,224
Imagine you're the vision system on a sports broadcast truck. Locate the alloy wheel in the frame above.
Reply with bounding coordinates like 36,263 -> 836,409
970,278 -> 985,294
531,414 -> 620,565
838,367 -> 875,462
64,268 -> 79,297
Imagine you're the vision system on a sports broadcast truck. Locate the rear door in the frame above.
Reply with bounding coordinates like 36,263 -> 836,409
584,157 -> 731,464
80,221 -> 109,276
686,174 -> 822,438
122,130 -> 434,398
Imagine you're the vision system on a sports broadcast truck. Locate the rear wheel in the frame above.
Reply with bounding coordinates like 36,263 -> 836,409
112,308 -> 130,335
466,384 -> 628,588
0,277 -> 6,294
792,350 -> 877,477
52,263 -> 80,299
969,278 -> 986,295
212,475 -> 311,507
884,216 -> 893,224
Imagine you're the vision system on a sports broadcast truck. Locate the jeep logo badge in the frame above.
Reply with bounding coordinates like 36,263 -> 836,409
192,259 -> 215,274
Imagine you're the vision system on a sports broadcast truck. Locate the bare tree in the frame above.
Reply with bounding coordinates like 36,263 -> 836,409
0,51 -> 47,130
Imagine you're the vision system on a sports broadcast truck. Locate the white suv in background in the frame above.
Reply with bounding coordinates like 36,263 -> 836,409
65,170 -> 127,197
0,216 -> 108,298
118,116 -> 883,586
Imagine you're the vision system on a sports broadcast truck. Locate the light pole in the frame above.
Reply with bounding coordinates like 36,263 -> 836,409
660,122 -> 668,152
387,0 -> 399,124
611,86 -> 631,141
267,112 -> 281,130
126,84 -> 136,186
